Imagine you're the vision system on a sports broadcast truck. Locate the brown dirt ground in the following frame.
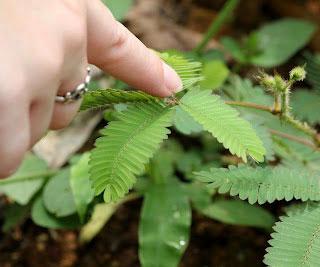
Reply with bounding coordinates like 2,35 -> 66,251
0,200 -> 269,267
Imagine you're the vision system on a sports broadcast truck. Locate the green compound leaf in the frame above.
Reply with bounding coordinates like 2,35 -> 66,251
264,205 -> 320,267
223,75 -> 273,106
180,89 -> 266,162
173,106 -> 203,135
195,199 -> 275,230
291,89 -> 320,125
251,18 -> 316,67
81,89 -> 157,111
139,182 -> 191,267
0,154 -> 48,205
200,60 -> 229,90
253,123 -> 275,161
196,165 -> 320,204
90,101 -> 174,203
161,53 -> 203,90
304,51 -> 320,91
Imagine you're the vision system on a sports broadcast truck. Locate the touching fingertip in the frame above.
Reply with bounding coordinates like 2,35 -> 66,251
162,62 -> 183,94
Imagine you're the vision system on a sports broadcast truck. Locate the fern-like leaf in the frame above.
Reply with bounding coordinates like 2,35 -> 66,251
81,89 -> 156,111
90,101 -> 174,202
161,53 -> 203,90
180,89 -> 266,162
291,90 -> 320,124
264,205 -> 320,267
304,51 -> 320,91
196,165 -> 320,204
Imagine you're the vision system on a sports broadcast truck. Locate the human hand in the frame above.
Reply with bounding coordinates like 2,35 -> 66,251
0,0 -> 182,177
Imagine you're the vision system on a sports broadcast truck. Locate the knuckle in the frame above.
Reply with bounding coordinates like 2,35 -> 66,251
110,22 -> 130,51
95,22 -> 131,68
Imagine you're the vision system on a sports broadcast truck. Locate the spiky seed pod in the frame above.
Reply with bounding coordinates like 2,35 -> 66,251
289,66 -> 306,82
258,73 -> 276,92
274,74 -> 288,93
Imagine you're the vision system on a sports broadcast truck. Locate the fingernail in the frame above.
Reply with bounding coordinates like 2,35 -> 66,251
163,62 -> 183,93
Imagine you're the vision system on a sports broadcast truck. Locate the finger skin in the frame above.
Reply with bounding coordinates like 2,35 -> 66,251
0,85 -> 30,178
86,0 -> 182,97
0,1 -> 89,176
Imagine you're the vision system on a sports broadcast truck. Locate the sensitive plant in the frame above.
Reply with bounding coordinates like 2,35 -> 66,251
0,7 -> 320,267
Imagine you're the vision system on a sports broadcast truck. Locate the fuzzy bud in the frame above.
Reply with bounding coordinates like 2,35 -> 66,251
289,66 -> 306,82
259,73 -> 276,92
274,75 -> 287,93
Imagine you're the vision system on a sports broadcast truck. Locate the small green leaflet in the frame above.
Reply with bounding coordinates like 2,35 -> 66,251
81,89 -> 157,111
196,165 -> 320,204
180,89 -> 266,162
264,205 -> 320,267
90,101 -> 174,203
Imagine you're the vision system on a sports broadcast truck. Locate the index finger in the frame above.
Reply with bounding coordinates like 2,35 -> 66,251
86,0 -> 182,97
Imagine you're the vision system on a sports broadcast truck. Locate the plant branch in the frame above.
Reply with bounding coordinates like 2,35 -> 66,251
225,100 -> 275,113
225,100 -> 320,150
269,129 -> 320,151
194,0 -> 240,54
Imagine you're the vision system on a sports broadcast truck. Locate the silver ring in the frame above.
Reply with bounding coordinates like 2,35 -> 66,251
55,67 -> 92,104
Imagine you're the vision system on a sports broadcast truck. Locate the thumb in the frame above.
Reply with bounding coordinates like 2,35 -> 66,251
86,0 -> 182,97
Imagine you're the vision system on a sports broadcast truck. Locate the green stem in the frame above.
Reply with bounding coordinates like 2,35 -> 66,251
281,92 -> 288,116
284,115 -> 317,139
281,82 -> 293,116
194,0 -> 240,54
0,170 -> 57,186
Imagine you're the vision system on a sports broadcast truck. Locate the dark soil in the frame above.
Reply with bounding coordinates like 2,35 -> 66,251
0,200 -> 269,267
